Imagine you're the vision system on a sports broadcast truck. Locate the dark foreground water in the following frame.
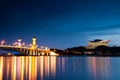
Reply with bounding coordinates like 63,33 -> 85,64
0,56 -> 120,80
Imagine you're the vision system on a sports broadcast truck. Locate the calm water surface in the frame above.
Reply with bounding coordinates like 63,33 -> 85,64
0,56 -> 120,80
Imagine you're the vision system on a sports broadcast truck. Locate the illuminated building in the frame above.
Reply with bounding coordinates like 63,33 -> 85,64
87,39 -> 110,49
32,37 -> 37,49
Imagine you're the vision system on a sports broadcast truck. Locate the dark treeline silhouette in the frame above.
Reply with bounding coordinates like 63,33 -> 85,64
52,45 -> 120,56
52,46 -> 91,55
65,46 -> 86,55
51,46 -> 86,56
95,46 -> 120,56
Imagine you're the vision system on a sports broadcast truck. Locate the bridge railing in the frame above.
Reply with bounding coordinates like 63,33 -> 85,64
0,44 -> 50,51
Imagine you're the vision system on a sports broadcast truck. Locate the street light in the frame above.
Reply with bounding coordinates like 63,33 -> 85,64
1,40 -> 5,45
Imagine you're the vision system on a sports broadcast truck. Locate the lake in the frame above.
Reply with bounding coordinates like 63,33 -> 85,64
0,56 -> 120,80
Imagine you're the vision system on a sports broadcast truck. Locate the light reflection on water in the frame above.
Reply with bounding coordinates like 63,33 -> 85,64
0,56 -> 120,80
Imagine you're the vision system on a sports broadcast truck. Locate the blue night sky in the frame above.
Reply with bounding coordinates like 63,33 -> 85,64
0,0 -> 120,49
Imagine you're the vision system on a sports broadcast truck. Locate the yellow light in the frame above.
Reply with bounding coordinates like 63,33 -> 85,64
31,37 -> 37,49
0,57 -> 3,80
50,51 -> 58,56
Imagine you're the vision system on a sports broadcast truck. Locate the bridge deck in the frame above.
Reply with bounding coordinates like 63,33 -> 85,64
0,45 -> 58,56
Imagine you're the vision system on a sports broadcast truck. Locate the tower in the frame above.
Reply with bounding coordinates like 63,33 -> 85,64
32,37 -> 37,49
17,38 -> 22,47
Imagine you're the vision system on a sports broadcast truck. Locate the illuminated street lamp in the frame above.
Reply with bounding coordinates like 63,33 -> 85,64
22,42 -> 25,46
13,41 -> 17,46
1,40 -> 5,45
29,44 -> 32,47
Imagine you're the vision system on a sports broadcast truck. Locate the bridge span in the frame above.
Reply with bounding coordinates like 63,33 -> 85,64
0,45 -> 57,56
0,37 -> 58,56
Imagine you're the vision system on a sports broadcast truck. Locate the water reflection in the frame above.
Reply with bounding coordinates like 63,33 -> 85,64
87,57 -> 111,80
0,57 -> 3,80
0,56 -> 120,80
0,56 -> 57,80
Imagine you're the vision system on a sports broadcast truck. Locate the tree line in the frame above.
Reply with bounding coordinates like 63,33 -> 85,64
51,46 -> 120,56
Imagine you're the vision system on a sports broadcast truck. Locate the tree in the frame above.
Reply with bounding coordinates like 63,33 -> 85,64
95,45 -> 109,56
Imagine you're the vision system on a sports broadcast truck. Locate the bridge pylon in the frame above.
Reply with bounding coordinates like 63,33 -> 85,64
17,38 -> 22,48
31,37 -> 37,49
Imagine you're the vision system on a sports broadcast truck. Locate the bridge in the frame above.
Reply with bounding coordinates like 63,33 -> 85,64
0,37 -> 58,56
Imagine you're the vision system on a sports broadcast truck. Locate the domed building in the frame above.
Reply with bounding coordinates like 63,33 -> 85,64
87,39 -> 110,49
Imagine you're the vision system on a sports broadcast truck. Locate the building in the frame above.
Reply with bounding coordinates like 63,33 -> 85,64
87,39 -> 110,49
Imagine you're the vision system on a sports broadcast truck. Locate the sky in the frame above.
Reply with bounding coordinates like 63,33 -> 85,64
0,0 -> 120,49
